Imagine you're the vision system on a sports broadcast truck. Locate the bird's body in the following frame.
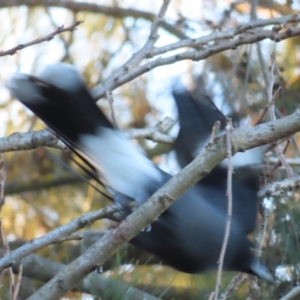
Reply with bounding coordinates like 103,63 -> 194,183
173,90 -> 262,234
7,63 -> 272,281
131,171 -> 254,274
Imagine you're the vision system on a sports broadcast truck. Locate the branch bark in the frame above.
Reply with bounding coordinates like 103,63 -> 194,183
258,175 -> 300,197
0,0 -> 186,39
0,21 -> 82,56
91,14 -> 300,99
25,109 -> 300,300
2,248 -> 159,300
0,118 -> 174,154
0,206 -> 118,273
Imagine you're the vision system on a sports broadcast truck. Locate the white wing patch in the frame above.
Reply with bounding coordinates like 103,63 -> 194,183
79,127 -> 162,202
39,63 -> 83,92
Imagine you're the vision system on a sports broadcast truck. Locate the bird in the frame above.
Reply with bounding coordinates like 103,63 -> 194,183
173,89 -> 263,234
7,63 -> 273,281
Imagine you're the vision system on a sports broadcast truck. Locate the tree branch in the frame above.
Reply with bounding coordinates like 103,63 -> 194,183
0,206 -> 118,273
150,14 -> 300,56
0,130 -> 65,153
0,21 -> 83,57
214,121 -> 234,300
126,116 -> 175,144
0,119 -> 175,154
0,0 -> 186,39
95,0 -> 171,103
2,248 -> 159,300
25,109 -> 300,300
258,175 -> 300,197
92,19 -> 300,99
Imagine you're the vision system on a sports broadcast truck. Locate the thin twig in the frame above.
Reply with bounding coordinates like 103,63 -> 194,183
214,119 -> 233,300
256,42 -> 269,88
0,21 -> 83,57
268,139 -> 290,175
94,0 -> 171,99
56,231 -> 85,243
267,157 -> 300,166
258,175 -> 300,197
0,220 -> 15,298
44,8 -> 76,63
0,130 -> 66,153
210,121 -> 221,143
0,121 -> 175,154
92,25 -> 300,100
11,265 -> 22,300
267,53 -> 294,177
219,273 -> 248,300
256,206 -> 270,257
267,52 -> 276,121
255,86 -> 281,125
106,91 -> 119,129
208,292 -> 215,300
0,156 -> 5,210
246,277 -> 260,300
0,206 -> 118,273
0,157 -> 18,300
127,117 -> 175,144
150,14 -> 300,57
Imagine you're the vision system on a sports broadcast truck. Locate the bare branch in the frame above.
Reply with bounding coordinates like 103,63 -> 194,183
256,206 -> 270,256
93,0 -> 171,100
106,92 -> 119,129
127,117 -> 175,144
267,157 -> 300,166
0,21 -> 83,57
150,14 -> 300,57
0,206 -> 118,273
210,121 -> 221,143
258,175 -> 300,197
246,277 -> 261,300
255,86 -> 281,125
92,24 -> 300,99
0,157 -> 20,300
0,0 -> 185,39
266,53 -> 294,177
267,53 -> 276,121
219,273 -> 248,300
279,286 -> 300,300
0,156 -> 5,210
12,265 -> 22,300
2,248 -> 159,300
214,119 -> 233,300
0,119 -> 175,154
0,130 -> 66,153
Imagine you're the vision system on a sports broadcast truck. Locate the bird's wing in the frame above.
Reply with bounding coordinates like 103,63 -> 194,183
7,63 -> 162,203
173,89 -> 263,233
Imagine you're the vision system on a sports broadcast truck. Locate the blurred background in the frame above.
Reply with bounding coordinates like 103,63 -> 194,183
1,0 -> 300,299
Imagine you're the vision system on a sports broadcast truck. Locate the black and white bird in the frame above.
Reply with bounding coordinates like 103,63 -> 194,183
7,63 -> 272,281
173,90 -> 263,234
